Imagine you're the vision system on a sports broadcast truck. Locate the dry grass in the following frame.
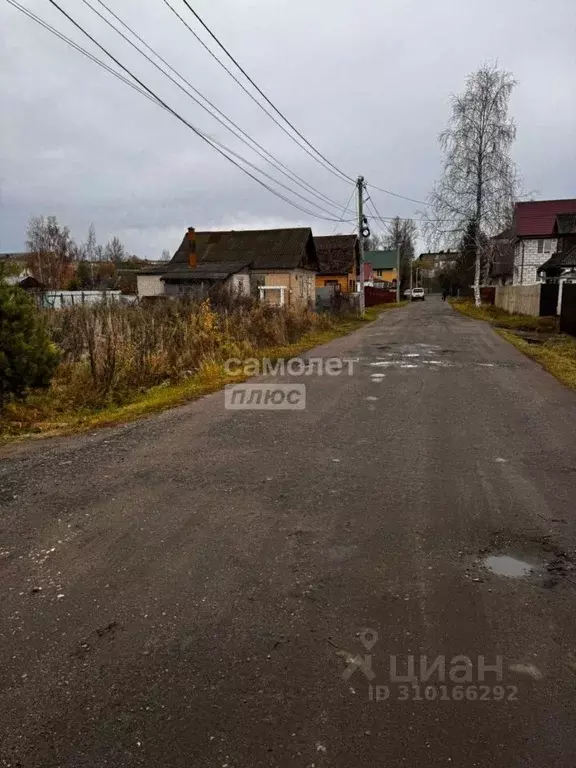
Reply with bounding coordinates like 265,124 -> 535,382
0,299 -> 405,443
450,299 -> 576,391
498,330 -> 576,391
449,299 -> 559,333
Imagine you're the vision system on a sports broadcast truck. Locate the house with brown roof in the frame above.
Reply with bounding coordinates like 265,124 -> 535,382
513,199 -> 576,284
537,214 -> 576,282
137,227 -> 318,308
314,234 -> 358,293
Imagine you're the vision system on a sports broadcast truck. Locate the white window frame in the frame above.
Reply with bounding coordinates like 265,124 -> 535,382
537,239 -> 552,254
258,285 -> 286,307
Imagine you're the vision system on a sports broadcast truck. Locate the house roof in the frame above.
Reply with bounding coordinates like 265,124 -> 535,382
137,264 -> 168,275
538,245 -> 576,273
0,252 -> 30,264
162,261 -> 250,282
555,213 -> 576,236
364,250 -> 398,270
314,235 -> 357,275
171,227 -> 316,271
514,199 -> 576,238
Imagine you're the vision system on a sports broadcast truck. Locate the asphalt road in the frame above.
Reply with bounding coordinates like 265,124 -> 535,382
1,296 -> 576,767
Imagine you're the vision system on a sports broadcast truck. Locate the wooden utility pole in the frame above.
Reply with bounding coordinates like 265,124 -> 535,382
357,176 -> 365,314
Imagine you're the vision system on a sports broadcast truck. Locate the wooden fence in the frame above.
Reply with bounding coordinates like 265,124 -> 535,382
495,285 -> 542,316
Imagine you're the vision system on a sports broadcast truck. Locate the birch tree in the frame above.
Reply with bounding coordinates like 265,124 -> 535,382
425,64 -> 519,305
26,215 -> 75,290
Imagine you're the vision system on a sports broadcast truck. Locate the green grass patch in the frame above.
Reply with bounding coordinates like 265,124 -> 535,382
449,299 -> 576,390
0,302 -> 406,444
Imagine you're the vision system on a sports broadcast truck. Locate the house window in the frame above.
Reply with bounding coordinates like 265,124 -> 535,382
537,239 -> 552,254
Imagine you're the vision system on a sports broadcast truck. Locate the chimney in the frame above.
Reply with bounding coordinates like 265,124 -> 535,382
187,227 -> 197,269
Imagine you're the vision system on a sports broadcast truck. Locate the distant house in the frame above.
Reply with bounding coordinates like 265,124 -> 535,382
537,214 -> 576,282
138,227 -> 318,309
365,250 -> 399,284
417,251 -> 460,279
513,199 -> 576,284
314,234 -> 358,293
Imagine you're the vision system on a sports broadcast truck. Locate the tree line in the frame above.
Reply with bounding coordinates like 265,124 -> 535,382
24,216 -> 143,291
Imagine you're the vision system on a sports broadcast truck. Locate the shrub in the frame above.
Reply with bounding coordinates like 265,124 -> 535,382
39,298 -> 332,409
0,284 -> 59,410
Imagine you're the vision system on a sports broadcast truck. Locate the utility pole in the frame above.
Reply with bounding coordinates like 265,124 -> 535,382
396,245 -> 401,303
409,256 -> 413,296
357,175 -> 365,314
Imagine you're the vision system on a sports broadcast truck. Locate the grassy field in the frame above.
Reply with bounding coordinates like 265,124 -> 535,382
0,301 -> 405,444
450,299 -> 576,390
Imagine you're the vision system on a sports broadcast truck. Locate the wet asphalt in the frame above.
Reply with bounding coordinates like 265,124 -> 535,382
1,296 -> 576,767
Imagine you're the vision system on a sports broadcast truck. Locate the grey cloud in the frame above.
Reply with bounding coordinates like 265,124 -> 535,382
1,0 -> 575,258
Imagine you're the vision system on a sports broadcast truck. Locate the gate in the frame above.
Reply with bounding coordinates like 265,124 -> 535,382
560,284 -> 576,336
539,283 -> 559,316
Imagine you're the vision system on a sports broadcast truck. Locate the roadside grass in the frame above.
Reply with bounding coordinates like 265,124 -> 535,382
0,302 -> 406,444
450,299 -> 576,391
498,330 -> 576,391
448,298 -> 558,333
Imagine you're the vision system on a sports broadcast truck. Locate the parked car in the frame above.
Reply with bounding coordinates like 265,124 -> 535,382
411,287 -> 425,301
403,288 -> 412,299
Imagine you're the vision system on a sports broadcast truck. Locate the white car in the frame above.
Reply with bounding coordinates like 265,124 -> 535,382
410,287 -> 425,301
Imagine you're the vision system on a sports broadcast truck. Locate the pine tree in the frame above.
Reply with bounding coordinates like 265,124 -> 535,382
0,283 -> 59,410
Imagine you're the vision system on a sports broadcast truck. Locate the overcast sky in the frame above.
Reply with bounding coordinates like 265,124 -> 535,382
1,0 -> 575,259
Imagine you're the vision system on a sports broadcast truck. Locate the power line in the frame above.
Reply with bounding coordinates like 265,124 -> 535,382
165,0 -> 353,185
366,183 -> 430,207
88,0 -> 352,215
365,196 -> 458,226
74,0 -> 351,219
26,0 -> 354,223
331,187 -> 357,235
171,2 -> 432,205
6,1 -> 167,109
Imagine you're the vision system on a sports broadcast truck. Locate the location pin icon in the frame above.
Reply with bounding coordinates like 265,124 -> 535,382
359,628 -> 378,650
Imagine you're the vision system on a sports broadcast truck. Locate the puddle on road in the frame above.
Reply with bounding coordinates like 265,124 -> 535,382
483,554 -> 542,578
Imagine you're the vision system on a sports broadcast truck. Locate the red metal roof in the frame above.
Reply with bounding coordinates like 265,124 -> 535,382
515,199 -> 576,238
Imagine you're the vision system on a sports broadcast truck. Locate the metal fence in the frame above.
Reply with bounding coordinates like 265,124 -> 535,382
364,287 -> 397,307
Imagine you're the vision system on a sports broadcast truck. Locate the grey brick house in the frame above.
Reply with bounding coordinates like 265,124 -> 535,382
513,199 -> 576,284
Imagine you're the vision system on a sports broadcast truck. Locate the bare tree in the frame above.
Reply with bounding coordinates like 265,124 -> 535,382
424,63 -> 520,305
385,216 -> 417,288
83,223 -> 97,262
160,249 -> 171,261
26,215 -> 76,289
104,236 -> 126,264
363,234 -> 386,251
